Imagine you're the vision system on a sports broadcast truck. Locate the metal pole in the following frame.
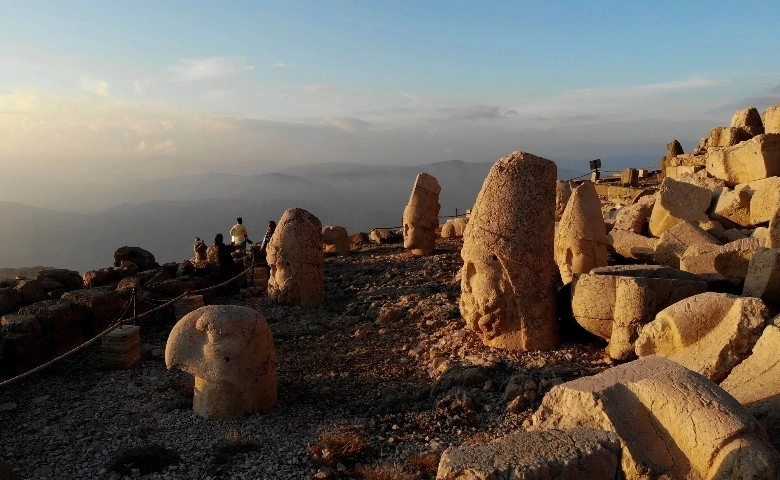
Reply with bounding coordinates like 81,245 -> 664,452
132,287 -> 137,326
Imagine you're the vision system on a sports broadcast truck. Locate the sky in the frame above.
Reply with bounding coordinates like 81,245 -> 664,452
1,0 -> 779,208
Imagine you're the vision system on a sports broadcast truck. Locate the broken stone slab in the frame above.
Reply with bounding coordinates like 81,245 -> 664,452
708,126 -> 754,148
648,177 -> 711,237
679,237 -> 763,283
611,194 -> 655,234
706,133 -> 780,184
527,355 -> 780,480
720,324 -> 780,451
606,229 -> 657,262
635,292 -> 769,383
554,181 -> 608,284
765,103 -> 780,134
742,248 -> 780,306
731,107 -> 764,132
748,176 -> 780,225
436,428 -> 621,480
710,185 -> 752,228
652,220 -> 722,268
571,265 -> 707,350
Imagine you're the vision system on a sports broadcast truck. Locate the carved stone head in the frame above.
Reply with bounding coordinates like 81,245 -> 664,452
165,305 -> 277,419
402,173 -> 441,256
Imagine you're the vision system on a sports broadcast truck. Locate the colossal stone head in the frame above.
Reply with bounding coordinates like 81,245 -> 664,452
402,173 -> 441,256
165,305 -> 277,419
266,208 -> 324,306
322,225 -> 350,256
460,151 -> 558,351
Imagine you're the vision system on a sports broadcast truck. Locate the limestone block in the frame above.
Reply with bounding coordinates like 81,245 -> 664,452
460,151 -> 558,351
717,228 -> 749,243
113,246 -> 158,271
14,280 -> 46,305
436,428 -> 621,480
770,206 -> 780,248
635,293 -> 768,382
611,194 -> 655,234
705,133 -> 780,184
571,266 -> 707,344
165,305 -> 276,419
102,325 -> 141,369
528,356 -> 780,480
731,107 -> 764,131
666,164 -> 701,180
742,248 -> 780,306
764,103 -> 780,134
555,180 -> 573,220
677,171 -> 726,192
648,177 -> 711,237
594,185 -> 654,207
82,268 -> 116,288
322,225 -> 350,256
441,217 -> 468,238
660,139 -> 683,177
708,126 -> 752,148
652,221 -> 722,268
554,181 -> 608,284
620,168 -> 638,186
18,299 -> 87,334
369,228 -> 402,244
721,325 -> 780,450
61,287 -> 125,326
748,176 -> 780,225
711,185 -> 752,227
679,237 -> 763,282
606,229 -> 657,262
752,227 -> 769,246
402,173 -> 441,256
267,208 -> 324,306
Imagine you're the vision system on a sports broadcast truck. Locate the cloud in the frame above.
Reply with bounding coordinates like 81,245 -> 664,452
266,61 -> 293,69
0,91 -> 39,113
153,140 -> 177,154
305,84 -> 340,93
323,116 -> 372,132
435,105 -> 517,121
133,79 -> 151,96
136,140 -> 147,152
169,57 -> 254,82
80,77 -> 110,97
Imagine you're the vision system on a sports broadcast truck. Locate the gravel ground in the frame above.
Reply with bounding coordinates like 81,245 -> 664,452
0,238 -> 611,480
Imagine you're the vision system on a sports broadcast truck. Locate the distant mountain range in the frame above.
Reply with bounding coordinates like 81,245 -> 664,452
0,160 -> 582,272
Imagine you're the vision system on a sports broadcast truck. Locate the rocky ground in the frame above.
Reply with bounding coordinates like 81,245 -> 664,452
0,238 -> 612,480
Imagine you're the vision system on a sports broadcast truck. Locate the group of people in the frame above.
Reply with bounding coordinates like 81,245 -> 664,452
192,217 -> 277,280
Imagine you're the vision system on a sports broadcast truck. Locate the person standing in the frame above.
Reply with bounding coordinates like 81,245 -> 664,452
230,217 -> 249,251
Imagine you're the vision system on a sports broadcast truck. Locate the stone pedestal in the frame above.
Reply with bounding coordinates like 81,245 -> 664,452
175,295 -> 204,321
102,325 -> 141,369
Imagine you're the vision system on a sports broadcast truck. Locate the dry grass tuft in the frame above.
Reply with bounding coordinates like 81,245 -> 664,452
213,427 -> 262,464
307,426 -> 372,466
355,462 -> 415,480
404,450 -> 441,479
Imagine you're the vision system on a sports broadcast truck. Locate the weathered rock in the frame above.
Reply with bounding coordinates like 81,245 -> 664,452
0,288 -> 22,315
652,221 -> 721,268
35,269 -> 82,291
765,103 -> 780,134
748,176 -> 780,225
611,194 -> 655,234
660,139 -> 684,178
441,217 -> 469,238
554,181 -> 608,284
721,325 -> 780,450
677,171 -> 727,193
82,267 -> 116,288
711,185 -> 753,227
267,208 -> 324,306
571,266 -> 708,359
460,151 -> 558,351
349,232 -> 370,249
770,206 -> 780,248
635,293 -> 768,382
706,133 -> 780,184
14,279 -> 46,305
679,237 -> 763,282
18,300 -> 87,334
436,428 -> 621,480
165,305 -> 276,419
555,180 -> 573,220
322,225 -> 350,256
731,107 -> 764,132
528,355 -> 780,480
369,228 -> 402,244
606,229 -> 657,262
742,248 -> 780,306
113,246 -> 158,271
708,126 -> 753,147
648,177 -> 711,237
402,173 -> 441,256
61,287 -> 126,330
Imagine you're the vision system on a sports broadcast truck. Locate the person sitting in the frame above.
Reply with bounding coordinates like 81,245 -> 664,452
212,233 -> 236,279
193,236 -> 208,265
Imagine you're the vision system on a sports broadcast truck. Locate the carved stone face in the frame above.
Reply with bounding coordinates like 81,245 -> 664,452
460,238 -> 519,340
165,305 -> 277,419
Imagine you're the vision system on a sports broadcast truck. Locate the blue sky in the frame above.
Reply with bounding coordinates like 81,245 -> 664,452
1,1 -> 779,206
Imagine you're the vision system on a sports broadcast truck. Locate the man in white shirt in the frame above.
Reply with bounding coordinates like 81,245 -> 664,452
230,217 -> 249,251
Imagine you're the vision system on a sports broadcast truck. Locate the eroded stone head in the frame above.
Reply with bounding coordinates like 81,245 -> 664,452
402,172 -> 441,256
267,208 -> 324,306
165,305 -> 277,419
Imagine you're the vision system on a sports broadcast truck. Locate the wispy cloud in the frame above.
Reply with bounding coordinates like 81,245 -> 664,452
305,84 -> 340,93
80,77 -> 110,97
266,61 -> 294,69
169,57 -> 254,82
435,105 -> 517,121
324,116 -> 372,132
564,76 -> 724,101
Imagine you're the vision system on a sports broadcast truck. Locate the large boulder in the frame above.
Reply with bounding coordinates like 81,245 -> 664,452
165,305 -> 277,419
113,246 -> 158,271
721,324 -> 780,450
528,356 -> 780,480
652,220 -> 721,268
436,428 -> 621,480
554,181 -> 608,284
635,292 -> 768,382
710,185 -> 752,227
35,269 -> 82,291
742,248 -> 780,306
322,225 -> 350,256
648,177 -> 711,237
705,133 -> 780,184
748,176 -> 780,225
679,237 -> 763,282
611,194 -> 655,234
460,151 -> 558,351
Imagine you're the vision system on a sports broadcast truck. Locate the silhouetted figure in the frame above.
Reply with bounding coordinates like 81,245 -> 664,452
230,217 -> 249,251
258,221 -> 276,264
193,236 -> 208,264
213,233 -> 236,280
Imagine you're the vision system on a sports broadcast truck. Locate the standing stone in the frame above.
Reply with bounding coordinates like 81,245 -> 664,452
402,173 -> 441,256
554,181 -> 608,284
267,208 -> 324,306
764,103 -> 780,134
460,151 -> 558,351
165,305 -> 276,419
660,140 -> 684,178
555,180 -> 573,220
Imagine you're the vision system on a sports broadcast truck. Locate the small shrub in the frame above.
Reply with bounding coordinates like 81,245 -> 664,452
307,426 -> 371,466
405,451 -> 441,479
213,427 -> 262,464
355,462 -> 414,480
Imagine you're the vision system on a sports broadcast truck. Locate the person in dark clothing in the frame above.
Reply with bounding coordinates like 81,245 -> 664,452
257,220 -> 277,264
213,233 -> 236,279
